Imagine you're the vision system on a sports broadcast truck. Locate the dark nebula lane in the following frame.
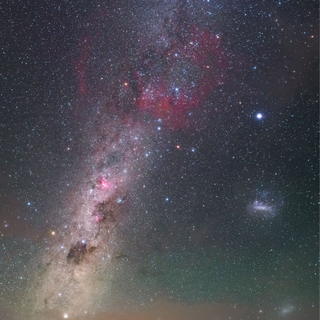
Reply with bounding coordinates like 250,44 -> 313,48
0,0 -> 318,319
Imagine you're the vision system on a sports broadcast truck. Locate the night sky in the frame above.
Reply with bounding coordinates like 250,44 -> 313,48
0,1 -> 318,319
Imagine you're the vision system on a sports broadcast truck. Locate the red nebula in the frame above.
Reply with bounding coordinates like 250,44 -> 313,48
75,16 -> 227,129
134,26 -> 227,129
98,178 -> 113,190
94,214 -> 104,223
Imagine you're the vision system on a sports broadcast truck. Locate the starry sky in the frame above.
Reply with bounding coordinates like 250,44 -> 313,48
0,0 -> 318,319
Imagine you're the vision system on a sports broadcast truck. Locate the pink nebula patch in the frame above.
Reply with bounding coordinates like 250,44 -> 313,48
98,178 -> 113,190
134,26 -> 227,129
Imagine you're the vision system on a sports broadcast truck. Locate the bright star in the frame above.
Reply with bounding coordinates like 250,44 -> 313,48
256,113 -> 263,119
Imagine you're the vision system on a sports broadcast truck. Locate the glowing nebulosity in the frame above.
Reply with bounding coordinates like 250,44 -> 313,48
77,19 -> 227,129
1,0 -> 318,319
249,200 -> 275,217
134,26 -> 227,128
98,177 -> 113,190
30,111 -> 155,318
29,12 -> 230,317
31,19 -> 230,315
280,304 -> 295,315
247,191 -> 283,219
